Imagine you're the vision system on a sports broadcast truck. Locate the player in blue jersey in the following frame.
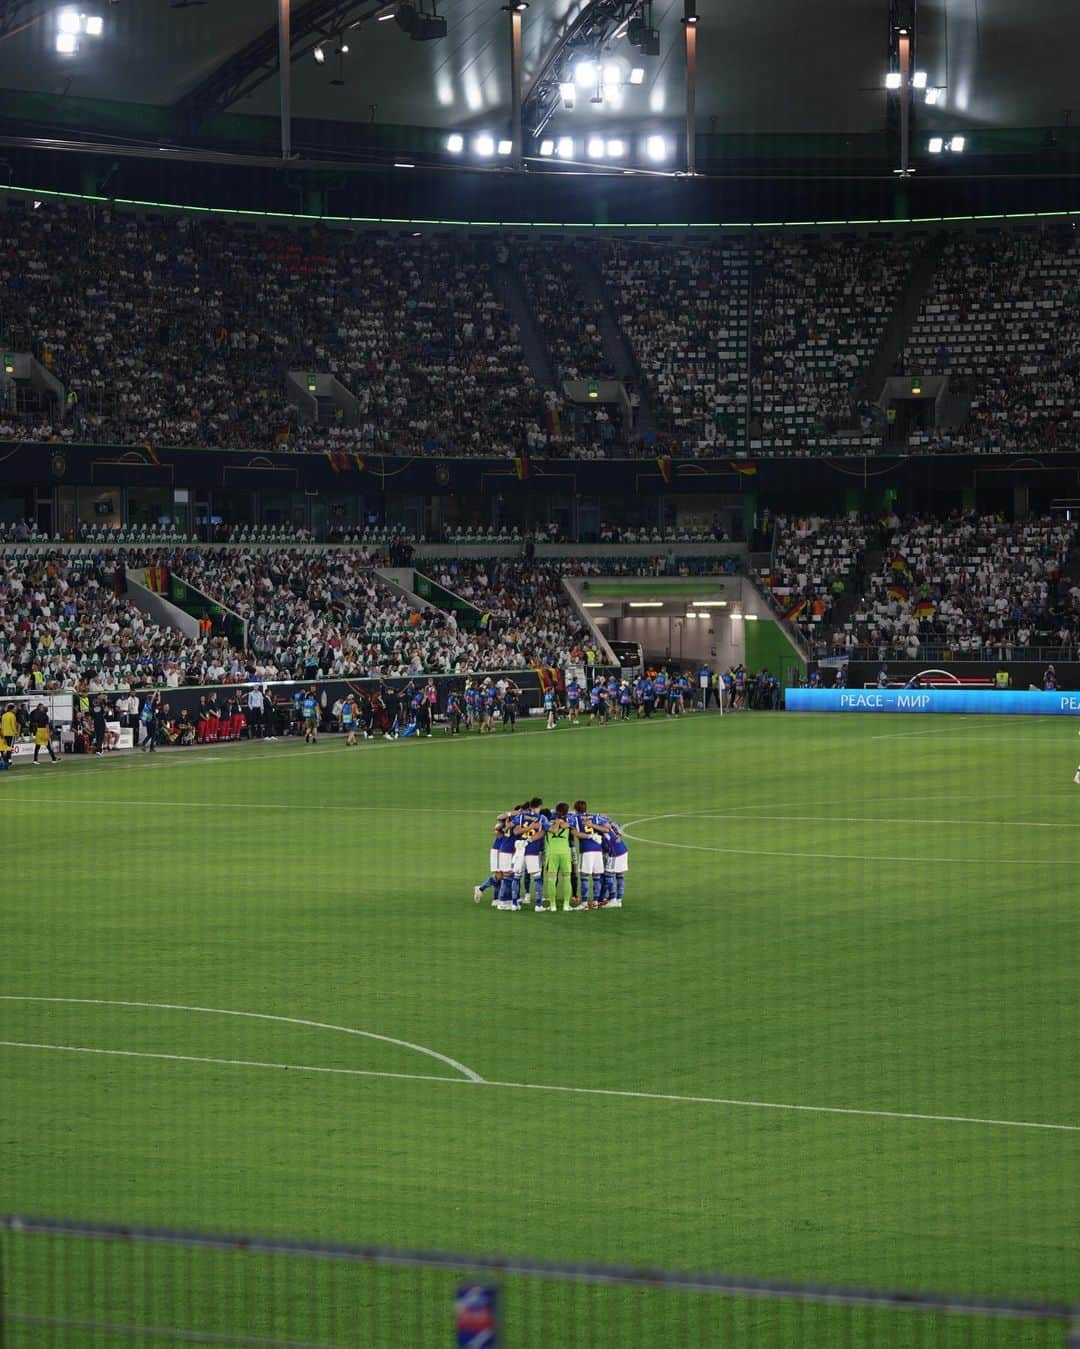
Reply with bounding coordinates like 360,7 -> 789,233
446,689 -> 463,734
301,687 -> 319,743
476,810 -> 514,907
653,669 -> 668,709
520,807 -> 549,909
588,681 -> 606,726
571,799 -> 611,908
566,677 -> 582,725
602,820 -> 630,907
618,681 -> 633,720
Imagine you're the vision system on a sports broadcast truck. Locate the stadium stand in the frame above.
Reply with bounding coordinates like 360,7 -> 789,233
765,514 -> 874,646
749,237 -> 908,455
903,231 -> 1080,453
839,513 -> 1078,657
600,241 -> 750,454
0,546 -> 612,692
0,203 -> 543,457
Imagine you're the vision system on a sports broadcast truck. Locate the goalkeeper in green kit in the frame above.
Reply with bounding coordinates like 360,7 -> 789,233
538,803 -> 580,913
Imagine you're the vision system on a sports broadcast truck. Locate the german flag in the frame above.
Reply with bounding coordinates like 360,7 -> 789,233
353,454 -> 365,473
914,599 -> 935,618
888,583 -> 910,603
143,443 -> 160,466
730,462 -> 757,477
783,598 -> 808,622
514,454 -> 529,481
657,456 -> 673,486
326,449 -> 341,473
890,556 -> 909,573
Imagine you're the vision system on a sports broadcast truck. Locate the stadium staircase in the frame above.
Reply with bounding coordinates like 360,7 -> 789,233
572,252 -> 660,437
490,257 -> 559,390
863,234 -> 947,399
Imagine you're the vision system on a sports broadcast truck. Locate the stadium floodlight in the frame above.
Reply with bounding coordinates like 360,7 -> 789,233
884,71 -> 901,90
55,31 -> 77,52
84,15 -> 104,36
556,136 -> 574,158
587,136 -> 606,159
313,42 -> 326,62
474,134 -> 496,156
629,601 -> 663,608
644,134 -> 667,161
629,66 -> 645,84
912,69 -> 927,89
497,139 -> 513,156
924,86 -> 942,105
446,133 -> 464,153
57,9 -> 81,33
574,59 -> 598,87
559,81 -> 576,108
602,63 -> 622,87
538,139 -> 555,156
393,162 -> 415,168
606,138 -> 625,158
928,136 -> 943,153
948,135 -> 965,152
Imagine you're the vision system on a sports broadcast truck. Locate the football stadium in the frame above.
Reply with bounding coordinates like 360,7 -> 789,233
2,1 -> 1080,1344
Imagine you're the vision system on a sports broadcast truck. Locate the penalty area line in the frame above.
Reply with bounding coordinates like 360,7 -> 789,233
1,1040 -> 1077,1136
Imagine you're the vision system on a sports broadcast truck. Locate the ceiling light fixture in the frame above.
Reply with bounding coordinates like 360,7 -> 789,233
446,133 -> 464,153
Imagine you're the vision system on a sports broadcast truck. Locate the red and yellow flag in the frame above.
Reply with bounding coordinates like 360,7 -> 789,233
657,456 -> 673,486
731,462 -> 757,477
783,598 -> 808,622
514,454 -> 529,481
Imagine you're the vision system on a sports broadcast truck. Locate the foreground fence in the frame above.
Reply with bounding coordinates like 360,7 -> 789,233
1,1218 -> 1076,1348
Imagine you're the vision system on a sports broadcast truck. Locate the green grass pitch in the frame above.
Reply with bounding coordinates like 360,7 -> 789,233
2,709 -> 1079,1334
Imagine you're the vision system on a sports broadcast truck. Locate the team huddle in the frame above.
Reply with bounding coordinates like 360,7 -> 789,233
474,798 -> 630,913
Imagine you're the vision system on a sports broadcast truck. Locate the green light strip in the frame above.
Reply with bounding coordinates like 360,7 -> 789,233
3,182 -> 1078,230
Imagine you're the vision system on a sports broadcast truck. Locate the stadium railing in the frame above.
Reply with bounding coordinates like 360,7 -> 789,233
1,1216 -> 1076,1348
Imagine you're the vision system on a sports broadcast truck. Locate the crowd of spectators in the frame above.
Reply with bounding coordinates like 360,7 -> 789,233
601,242 -> 749,454
835,513 -> 1078,656
765,513 -> 873,644
0,201 -> 545,457
904,231 -> 1080,454
511,240 -> 609,384
424,560 -> 594,667
0,550 -> 239,693
0,543 -> 633,693
9,202 -> 1080,464
750,238 -> 908,452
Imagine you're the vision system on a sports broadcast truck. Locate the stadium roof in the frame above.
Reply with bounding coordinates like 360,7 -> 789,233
0,0 -> 1076,148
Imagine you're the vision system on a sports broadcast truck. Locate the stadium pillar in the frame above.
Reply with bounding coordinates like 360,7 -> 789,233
897,28 -> 911,176
683,0 -> 698,175
278,0 -> 292,161
508,5 -> 524,170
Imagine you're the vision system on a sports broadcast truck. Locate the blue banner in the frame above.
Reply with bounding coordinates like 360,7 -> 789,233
786,688 -> 1080,716
456,1285 -> 498,1348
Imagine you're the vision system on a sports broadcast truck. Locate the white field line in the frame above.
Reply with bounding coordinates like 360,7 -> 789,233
0,996 -> 481,1083
629,810 -> 1080,832
2,1039 -> 1077,1136
619,816 -> 1079,867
